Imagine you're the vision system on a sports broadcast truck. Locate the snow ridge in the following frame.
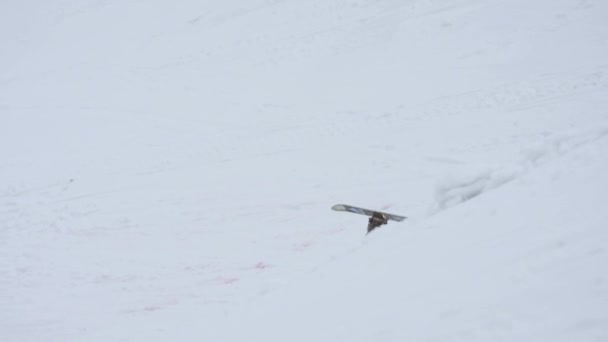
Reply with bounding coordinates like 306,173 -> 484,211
432,123 -> 608,212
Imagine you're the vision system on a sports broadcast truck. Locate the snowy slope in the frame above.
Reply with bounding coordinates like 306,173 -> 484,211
223,127 -> 608,342
2,0 -> 608,341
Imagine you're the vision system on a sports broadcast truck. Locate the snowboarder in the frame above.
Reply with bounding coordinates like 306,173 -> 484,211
367,212 -> 388,233
332,204 -> 406,234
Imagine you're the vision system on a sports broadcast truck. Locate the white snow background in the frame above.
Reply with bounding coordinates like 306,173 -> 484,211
2,0 -> 608,341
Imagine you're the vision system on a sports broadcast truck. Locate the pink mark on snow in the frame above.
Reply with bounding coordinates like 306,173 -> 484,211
381,204 -> 393,210
254,262 -> 271,270
293,241 -> 313,252
122,299 -> 179,315
218,277 -> 239,285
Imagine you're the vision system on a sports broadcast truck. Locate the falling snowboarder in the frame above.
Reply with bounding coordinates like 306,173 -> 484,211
331,204 -> 406,234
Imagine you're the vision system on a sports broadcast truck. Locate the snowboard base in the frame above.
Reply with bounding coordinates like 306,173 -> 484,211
332,204 -> 406,222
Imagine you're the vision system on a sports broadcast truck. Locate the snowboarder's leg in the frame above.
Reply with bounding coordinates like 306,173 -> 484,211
367,218 -> 377,233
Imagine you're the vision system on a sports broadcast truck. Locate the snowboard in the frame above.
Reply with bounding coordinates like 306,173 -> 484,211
331,204 -> 406,222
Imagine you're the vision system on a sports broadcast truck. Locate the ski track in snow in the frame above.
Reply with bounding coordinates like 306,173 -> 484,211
432,123 -> 608,213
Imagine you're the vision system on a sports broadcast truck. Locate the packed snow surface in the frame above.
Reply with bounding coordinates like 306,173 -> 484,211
2,0 -> 607,341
